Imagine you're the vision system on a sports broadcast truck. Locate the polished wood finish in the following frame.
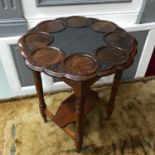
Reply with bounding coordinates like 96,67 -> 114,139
104,31 -> 135,52
66,16 -> 90,28
63,77 -> 99,152
91,20 -> 118,33
18,16 -> 138,152
74,82 -> 84,153
45,109 -> 75,140
36,20 -> 66,33
32,70 -> 100,151
29,47 -> 64,67
96,46 -> 127,66
18,16 -> 137,81
33,71 -> 47,122
18,32 -> 53,58
63,53 -> 97,76
52,91 -> 98,128
107,70 -> 123,118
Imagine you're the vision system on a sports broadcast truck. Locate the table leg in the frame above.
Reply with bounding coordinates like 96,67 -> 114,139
60,77 -> 99,152
33,71 -> 47,122
75,83 -> 84,153
107,70 -> 123,118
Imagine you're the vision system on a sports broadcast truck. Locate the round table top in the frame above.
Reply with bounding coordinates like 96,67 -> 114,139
18,16 -> 138,81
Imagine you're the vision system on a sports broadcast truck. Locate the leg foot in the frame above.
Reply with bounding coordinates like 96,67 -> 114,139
75,137 -> 83,153
40,104 -> 47,123
106,103 -> 114,119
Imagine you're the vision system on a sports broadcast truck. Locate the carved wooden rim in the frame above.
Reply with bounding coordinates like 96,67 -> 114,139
104,31 -> 135,49
90,20 -> 118,33
18,32 -> 54,58
18,17 -> 138,81
28,47 -> 64,66
25,47 -> 65,72
36,20 -> 66,33
63,53 -> 97,79
95,46 -> 128,74
66,16 -> 90,28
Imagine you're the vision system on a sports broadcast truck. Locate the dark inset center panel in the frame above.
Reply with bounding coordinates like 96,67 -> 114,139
51,27 -> 105,55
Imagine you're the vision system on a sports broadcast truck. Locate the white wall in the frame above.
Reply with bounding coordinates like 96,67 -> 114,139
21,0 -> 143,19
0,60 -> 12,99
21,0 -> 144,28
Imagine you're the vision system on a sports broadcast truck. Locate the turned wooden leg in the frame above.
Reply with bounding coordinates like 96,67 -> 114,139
75,83 -> 84,153
107,70 -> 123,118
61,77 -> 99,152
33,71 -> 47,122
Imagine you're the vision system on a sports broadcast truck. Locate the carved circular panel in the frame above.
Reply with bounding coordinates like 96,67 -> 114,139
96,46 -> 127,65
104,32 -> 134,50
18,32 -> 53,57
91,21 -> 118,33
36,20 -> 66,33
66,16 -> 90,28
64,53 -> 97,76
28,47 -> 64,67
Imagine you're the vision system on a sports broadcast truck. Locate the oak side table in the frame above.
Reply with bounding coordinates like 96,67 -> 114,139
18,16 -> 138,152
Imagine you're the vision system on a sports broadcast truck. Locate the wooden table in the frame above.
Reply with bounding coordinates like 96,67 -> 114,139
18,16 -> 138,152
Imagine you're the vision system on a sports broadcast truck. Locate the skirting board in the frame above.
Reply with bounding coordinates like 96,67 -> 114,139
0,76 -> 155,103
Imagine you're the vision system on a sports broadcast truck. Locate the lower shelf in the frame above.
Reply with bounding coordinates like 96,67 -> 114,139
49,90 -> 99,128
